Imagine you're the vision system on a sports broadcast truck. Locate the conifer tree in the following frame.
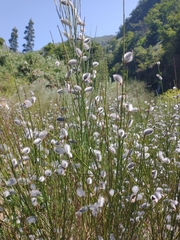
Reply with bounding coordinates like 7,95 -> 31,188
9,27 -> 18,52
22,19 -> 35,53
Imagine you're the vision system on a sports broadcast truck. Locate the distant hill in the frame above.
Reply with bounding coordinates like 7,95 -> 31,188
92,35 -> 115,47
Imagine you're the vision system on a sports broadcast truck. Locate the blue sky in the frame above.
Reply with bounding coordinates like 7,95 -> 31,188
0,0 -> 138,51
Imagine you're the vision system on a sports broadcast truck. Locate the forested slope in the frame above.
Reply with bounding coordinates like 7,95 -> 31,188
108,0 -> 180,92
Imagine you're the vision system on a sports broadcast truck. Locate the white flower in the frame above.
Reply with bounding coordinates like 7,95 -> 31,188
132,185 -> 139,194
87,177 -> 92,185
144,128 -> 154,137
98,195 -> 105,207
123,51 -> 133,64
92,61 -> 99,67
77,187 -> 86,197
68,59 -> 77,66
113,74 -> 123,85
55,61 -> 60,66
26,216 -> 37,224
109,189 -> 115,196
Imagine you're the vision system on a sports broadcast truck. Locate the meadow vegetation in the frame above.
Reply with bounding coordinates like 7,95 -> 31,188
0,0 -> 180,239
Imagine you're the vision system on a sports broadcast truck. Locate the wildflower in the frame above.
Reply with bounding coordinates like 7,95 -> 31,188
21,147 -> 31,154
97,107 -> 104,114
125,103 -> 133,112
130,194 -> 137,203
6,178 -> 17,186
33,138 -> 42,145
150,194 -> 158,203
83,43 -> 89,51
123,51 -> 133,64
108,145 -> 116,154
75,48 -> 82,58
31,96 -> 36,103
54,146 -> 65,155
14,119 -> 21,125
152,170 -> 157,179
76,15 -> 85,26
109,113 -> 120,120
100,170 -> 106,178
61,18 -> 71,27
84,86 -> 93,92
158,151 -> 170,164
31,197 -> 38,207
55,167 -> 66,175
18,178 -> 31,185
157,61 -> 161,65
84,37 -> 90,43
82,72 -> 91,82
94,149 -> 102,161
22,100 -> 32,108
156,74 -> 163,81
57,88 -> 64,94
92,61 -> 99,67
118,129 -> 125,138
77,187 -> 86,197
60,128 -> 68,139
55,60 -> 60,66
113,74 -> 123,85
61,160 -> 69,169
68,59 -> 77,66
62,31 -> 72,39
26,216 -> 37,224
98,195 -> 105,207
39,130 -> 48,139
3,190 -> 11,198
82,55 -> 88,61
109,189 -> 115,196
39,176 -> 45,182
60,0 -> 69,5
132,185 -> 139,194
126,162 -> 135,170
128,118 -> 134,127
144,128 -> 154,137
79,206 -> 88,213
44,169 -> 52,177
64,144 -> 72,158
30,189 -> 41,197
11,158 -> 18,168
87,177 -> 92,185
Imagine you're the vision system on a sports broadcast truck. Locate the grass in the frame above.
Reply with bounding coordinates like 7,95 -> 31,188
0,0 -> 180,239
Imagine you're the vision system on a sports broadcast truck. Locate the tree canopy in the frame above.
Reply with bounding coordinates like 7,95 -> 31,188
22,19 -> 35,53
9,27 -> 18,52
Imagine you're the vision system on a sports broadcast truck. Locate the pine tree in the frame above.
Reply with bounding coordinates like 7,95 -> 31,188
9,27 -> 18,52
22,19 -> 35,53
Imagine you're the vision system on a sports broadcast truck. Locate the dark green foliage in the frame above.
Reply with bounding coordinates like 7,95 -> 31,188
9,27 -> 18,52
116,0 -> 161,39
43,42 -> 68,60
22,19 -> 35,53
108,0 -> 180,92
0,37 -> 5,48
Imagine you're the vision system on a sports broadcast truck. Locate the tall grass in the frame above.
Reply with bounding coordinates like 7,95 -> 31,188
0,0 -> 180,239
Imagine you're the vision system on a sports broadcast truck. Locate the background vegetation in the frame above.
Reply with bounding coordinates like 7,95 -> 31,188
0,0 -> 180,239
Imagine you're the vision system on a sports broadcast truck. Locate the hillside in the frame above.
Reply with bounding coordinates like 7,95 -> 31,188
108,0 -> 180,92
92,35 -> 115,47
